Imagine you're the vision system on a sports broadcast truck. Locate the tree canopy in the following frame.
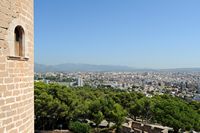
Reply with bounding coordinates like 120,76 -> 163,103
34,82 -> 200,132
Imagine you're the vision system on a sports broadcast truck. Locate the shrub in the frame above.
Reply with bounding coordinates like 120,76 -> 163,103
69,121 -> 91,133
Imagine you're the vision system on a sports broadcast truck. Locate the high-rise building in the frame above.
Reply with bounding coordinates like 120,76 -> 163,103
0,0 -> 34,132
78,77 -> 84,87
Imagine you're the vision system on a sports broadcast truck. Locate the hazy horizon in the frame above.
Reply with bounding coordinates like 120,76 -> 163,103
35,0 -> 200,69
35,62 -> 200,70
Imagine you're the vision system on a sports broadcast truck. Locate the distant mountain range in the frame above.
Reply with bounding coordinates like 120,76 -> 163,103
34,63 -> 200,72
34,63 -> 153,72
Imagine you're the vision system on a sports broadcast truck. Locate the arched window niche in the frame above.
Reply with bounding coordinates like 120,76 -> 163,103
7,21 -> 29,61
15,26 -> 24,57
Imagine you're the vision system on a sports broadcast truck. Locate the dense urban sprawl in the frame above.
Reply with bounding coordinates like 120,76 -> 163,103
35,71 -> 200,101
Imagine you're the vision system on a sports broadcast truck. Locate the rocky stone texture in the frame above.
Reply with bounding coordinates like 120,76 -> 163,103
0,0 -> 34,132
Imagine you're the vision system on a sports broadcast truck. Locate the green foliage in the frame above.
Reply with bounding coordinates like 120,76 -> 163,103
151,95 -> 200,132
92,111 -> 104,127
109,103 -> 127,129
69,121 -> 91,133
190,101 -> 200,114
34,82 -> 200,132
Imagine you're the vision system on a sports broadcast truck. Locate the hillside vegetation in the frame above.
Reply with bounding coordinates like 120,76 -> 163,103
34,82 -> 200,133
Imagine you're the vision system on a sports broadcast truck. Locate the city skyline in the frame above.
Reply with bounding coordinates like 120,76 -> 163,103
35,0 -> 200,69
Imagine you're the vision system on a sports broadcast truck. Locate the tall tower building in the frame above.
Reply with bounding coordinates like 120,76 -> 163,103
78,77 -> 84,87
0,0 -> 34,132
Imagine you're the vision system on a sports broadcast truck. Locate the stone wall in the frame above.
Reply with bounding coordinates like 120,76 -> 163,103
131,121 -> 172,133
35,130 -> 72,133
121,120 -> 173,133
0,0 -> 34,133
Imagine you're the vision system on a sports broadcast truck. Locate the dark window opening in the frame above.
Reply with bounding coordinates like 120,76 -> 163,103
15,26 -> 24,57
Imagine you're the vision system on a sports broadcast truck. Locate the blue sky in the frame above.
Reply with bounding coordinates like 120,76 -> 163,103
34,0 -> 200,69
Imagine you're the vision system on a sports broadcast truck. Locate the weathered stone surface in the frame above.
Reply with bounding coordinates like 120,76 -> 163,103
0,0 -> 34,133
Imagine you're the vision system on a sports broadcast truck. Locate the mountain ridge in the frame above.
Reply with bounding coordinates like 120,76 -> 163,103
34,63 -> 154,72
34,63 -> 200,72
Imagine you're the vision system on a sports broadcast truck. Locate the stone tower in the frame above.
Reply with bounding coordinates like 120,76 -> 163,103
0,0 -> 34,133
